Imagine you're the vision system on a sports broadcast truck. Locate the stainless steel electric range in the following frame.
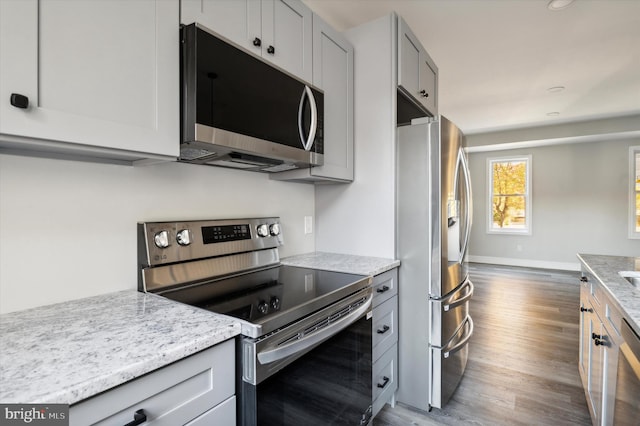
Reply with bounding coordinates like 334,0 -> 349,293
138,218 -> 373,426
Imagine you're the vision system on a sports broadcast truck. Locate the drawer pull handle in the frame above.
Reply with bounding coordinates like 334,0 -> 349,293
580,307 -> 593,313
124,409 -> 147,426
377,325 -> 390,334
595,338 -> 609,347
419,90 -> 429,98
580,276 -> 588,282
377,376 -> 390,389
592,332 -> 602,340
376,285 -> 390,294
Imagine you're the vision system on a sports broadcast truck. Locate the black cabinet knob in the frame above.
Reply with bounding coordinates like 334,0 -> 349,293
595,338 -> 608,347
580,276 -> 588,282
592,332 -> 602,340
267,45 -> 275,54
419,90 -> 429,98
253,37 -> 262,47
580,307 -> 593,313
123,409 -> 147,426
10,93 -> 29,109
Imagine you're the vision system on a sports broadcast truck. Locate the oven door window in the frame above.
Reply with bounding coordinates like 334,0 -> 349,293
255,314 -> 372,425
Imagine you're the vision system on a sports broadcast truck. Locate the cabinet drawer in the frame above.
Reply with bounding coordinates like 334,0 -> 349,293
70,339 -> 235,426
373,295 -> 398,362
185,395 -> 235,426
373,268 -> 398,307
372,344 -> 397,417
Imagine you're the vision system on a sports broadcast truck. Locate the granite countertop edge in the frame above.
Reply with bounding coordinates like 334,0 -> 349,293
281,251 -> 400,276
577,253 -> 640,334
0,290 -> 241,405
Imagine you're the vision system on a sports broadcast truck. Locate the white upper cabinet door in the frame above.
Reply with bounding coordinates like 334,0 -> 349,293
180,0 -> 262,55
311,14 -> 353,181
261,0 -> 313,83
397,17 -> 438,116
270,13 -> 353,183
181,0 -> 312,83
0,0 -> 179,159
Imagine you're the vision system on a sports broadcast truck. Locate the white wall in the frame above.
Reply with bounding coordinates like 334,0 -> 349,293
468,137 -> 640,270
315,14 -> 397,259
0,154 -> 315,313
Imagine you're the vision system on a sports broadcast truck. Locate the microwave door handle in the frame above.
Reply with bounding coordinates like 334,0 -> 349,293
297,86 -> 318,151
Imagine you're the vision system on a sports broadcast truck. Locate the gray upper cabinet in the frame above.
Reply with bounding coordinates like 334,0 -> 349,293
271,13 -> 354,183
0,0 -> 179,162
181,0 -> 312,83
397,17 -> 438,116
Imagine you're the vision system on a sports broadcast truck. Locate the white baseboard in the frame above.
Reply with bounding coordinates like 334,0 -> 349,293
468,255 -> 581,272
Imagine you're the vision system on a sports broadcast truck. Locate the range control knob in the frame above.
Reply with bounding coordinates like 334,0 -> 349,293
256,224 -> 269,237
269,223 -> 281,236
270,296 -> 281,310
176,229 -> 192,246
154,230 -> 170,248
257,300 -> 269,314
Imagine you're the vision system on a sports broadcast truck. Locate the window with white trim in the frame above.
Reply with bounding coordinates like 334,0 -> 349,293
487,155 -> 531,234
630,146 -> 640,239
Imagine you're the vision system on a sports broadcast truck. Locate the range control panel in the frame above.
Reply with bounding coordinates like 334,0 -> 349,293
139,218 -> 282,266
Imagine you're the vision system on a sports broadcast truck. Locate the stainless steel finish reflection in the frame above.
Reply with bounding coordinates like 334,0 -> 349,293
182,124 -> 324,169
242,287 -> 372,385
430,316 -> 473,409
139,218 -> 282,267
430,278 -> 473,347
397,115 -> 473,411
141,248 -> 280,293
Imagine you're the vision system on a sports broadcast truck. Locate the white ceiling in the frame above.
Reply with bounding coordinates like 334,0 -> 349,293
302,0 -> 640,134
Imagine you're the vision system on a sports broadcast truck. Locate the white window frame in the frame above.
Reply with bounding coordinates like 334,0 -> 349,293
629,146 -> 640,239
487,155 -> 532,235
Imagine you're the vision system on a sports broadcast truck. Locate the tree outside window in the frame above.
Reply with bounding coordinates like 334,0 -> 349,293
487,155 -> 531,234
630,147 -> 640,239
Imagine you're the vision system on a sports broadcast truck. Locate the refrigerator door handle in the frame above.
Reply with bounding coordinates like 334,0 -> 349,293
443,278 -> 474,312
459,147 -> 473,261
443,315 -> 474,359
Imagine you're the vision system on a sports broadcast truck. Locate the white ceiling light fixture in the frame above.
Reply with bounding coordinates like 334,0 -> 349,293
547,86 -> 566,93
547,0 -> 576,11
547,112 -> 560,117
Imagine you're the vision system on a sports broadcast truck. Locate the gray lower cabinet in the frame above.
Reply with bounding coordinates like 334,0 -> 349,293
579,269 -> 622,426
372,268 -> 398,418
70,339 -> 235,426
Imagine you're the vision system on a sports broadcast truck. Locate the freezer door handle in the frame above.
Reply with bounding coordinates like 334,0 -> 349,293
443,278 -> 474,312
443,315 -> 474,359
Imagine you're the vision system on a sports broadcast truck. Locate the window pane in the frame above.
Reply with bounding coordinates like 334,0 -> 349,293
636,192 -> 640,233
492,195 -> 527,229
492,161 -> 526,195
636,153 -> 640,192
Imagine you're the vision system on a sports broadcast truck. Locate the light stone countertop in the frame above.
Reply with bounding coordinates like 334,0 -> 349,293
281,251 -> 400,276
0,290 -> 241,405
577,254 -> 640,334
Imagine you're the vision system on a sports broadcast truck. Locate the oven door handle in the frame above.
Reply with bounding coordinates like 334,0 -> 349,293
257,295 -> 372,365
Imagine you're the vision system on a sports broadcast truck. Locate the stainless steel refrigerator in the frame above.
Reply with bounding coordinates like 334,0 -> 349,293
396,115 -> 474,411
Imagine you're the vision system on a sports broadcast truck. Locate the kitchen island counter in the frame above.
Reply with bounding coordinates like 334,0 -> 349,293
282,251 -> 400,276
0,290 -> 240,405
578,253 -> 640,334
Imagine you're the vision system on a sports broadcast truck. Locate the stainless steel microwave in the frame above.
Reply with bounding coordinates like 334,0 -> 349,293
180,23 -> 324,172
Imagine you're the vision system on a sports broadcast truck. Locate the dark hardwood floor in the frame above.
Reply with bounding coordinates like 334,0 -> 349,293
374,263 -> 592,426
